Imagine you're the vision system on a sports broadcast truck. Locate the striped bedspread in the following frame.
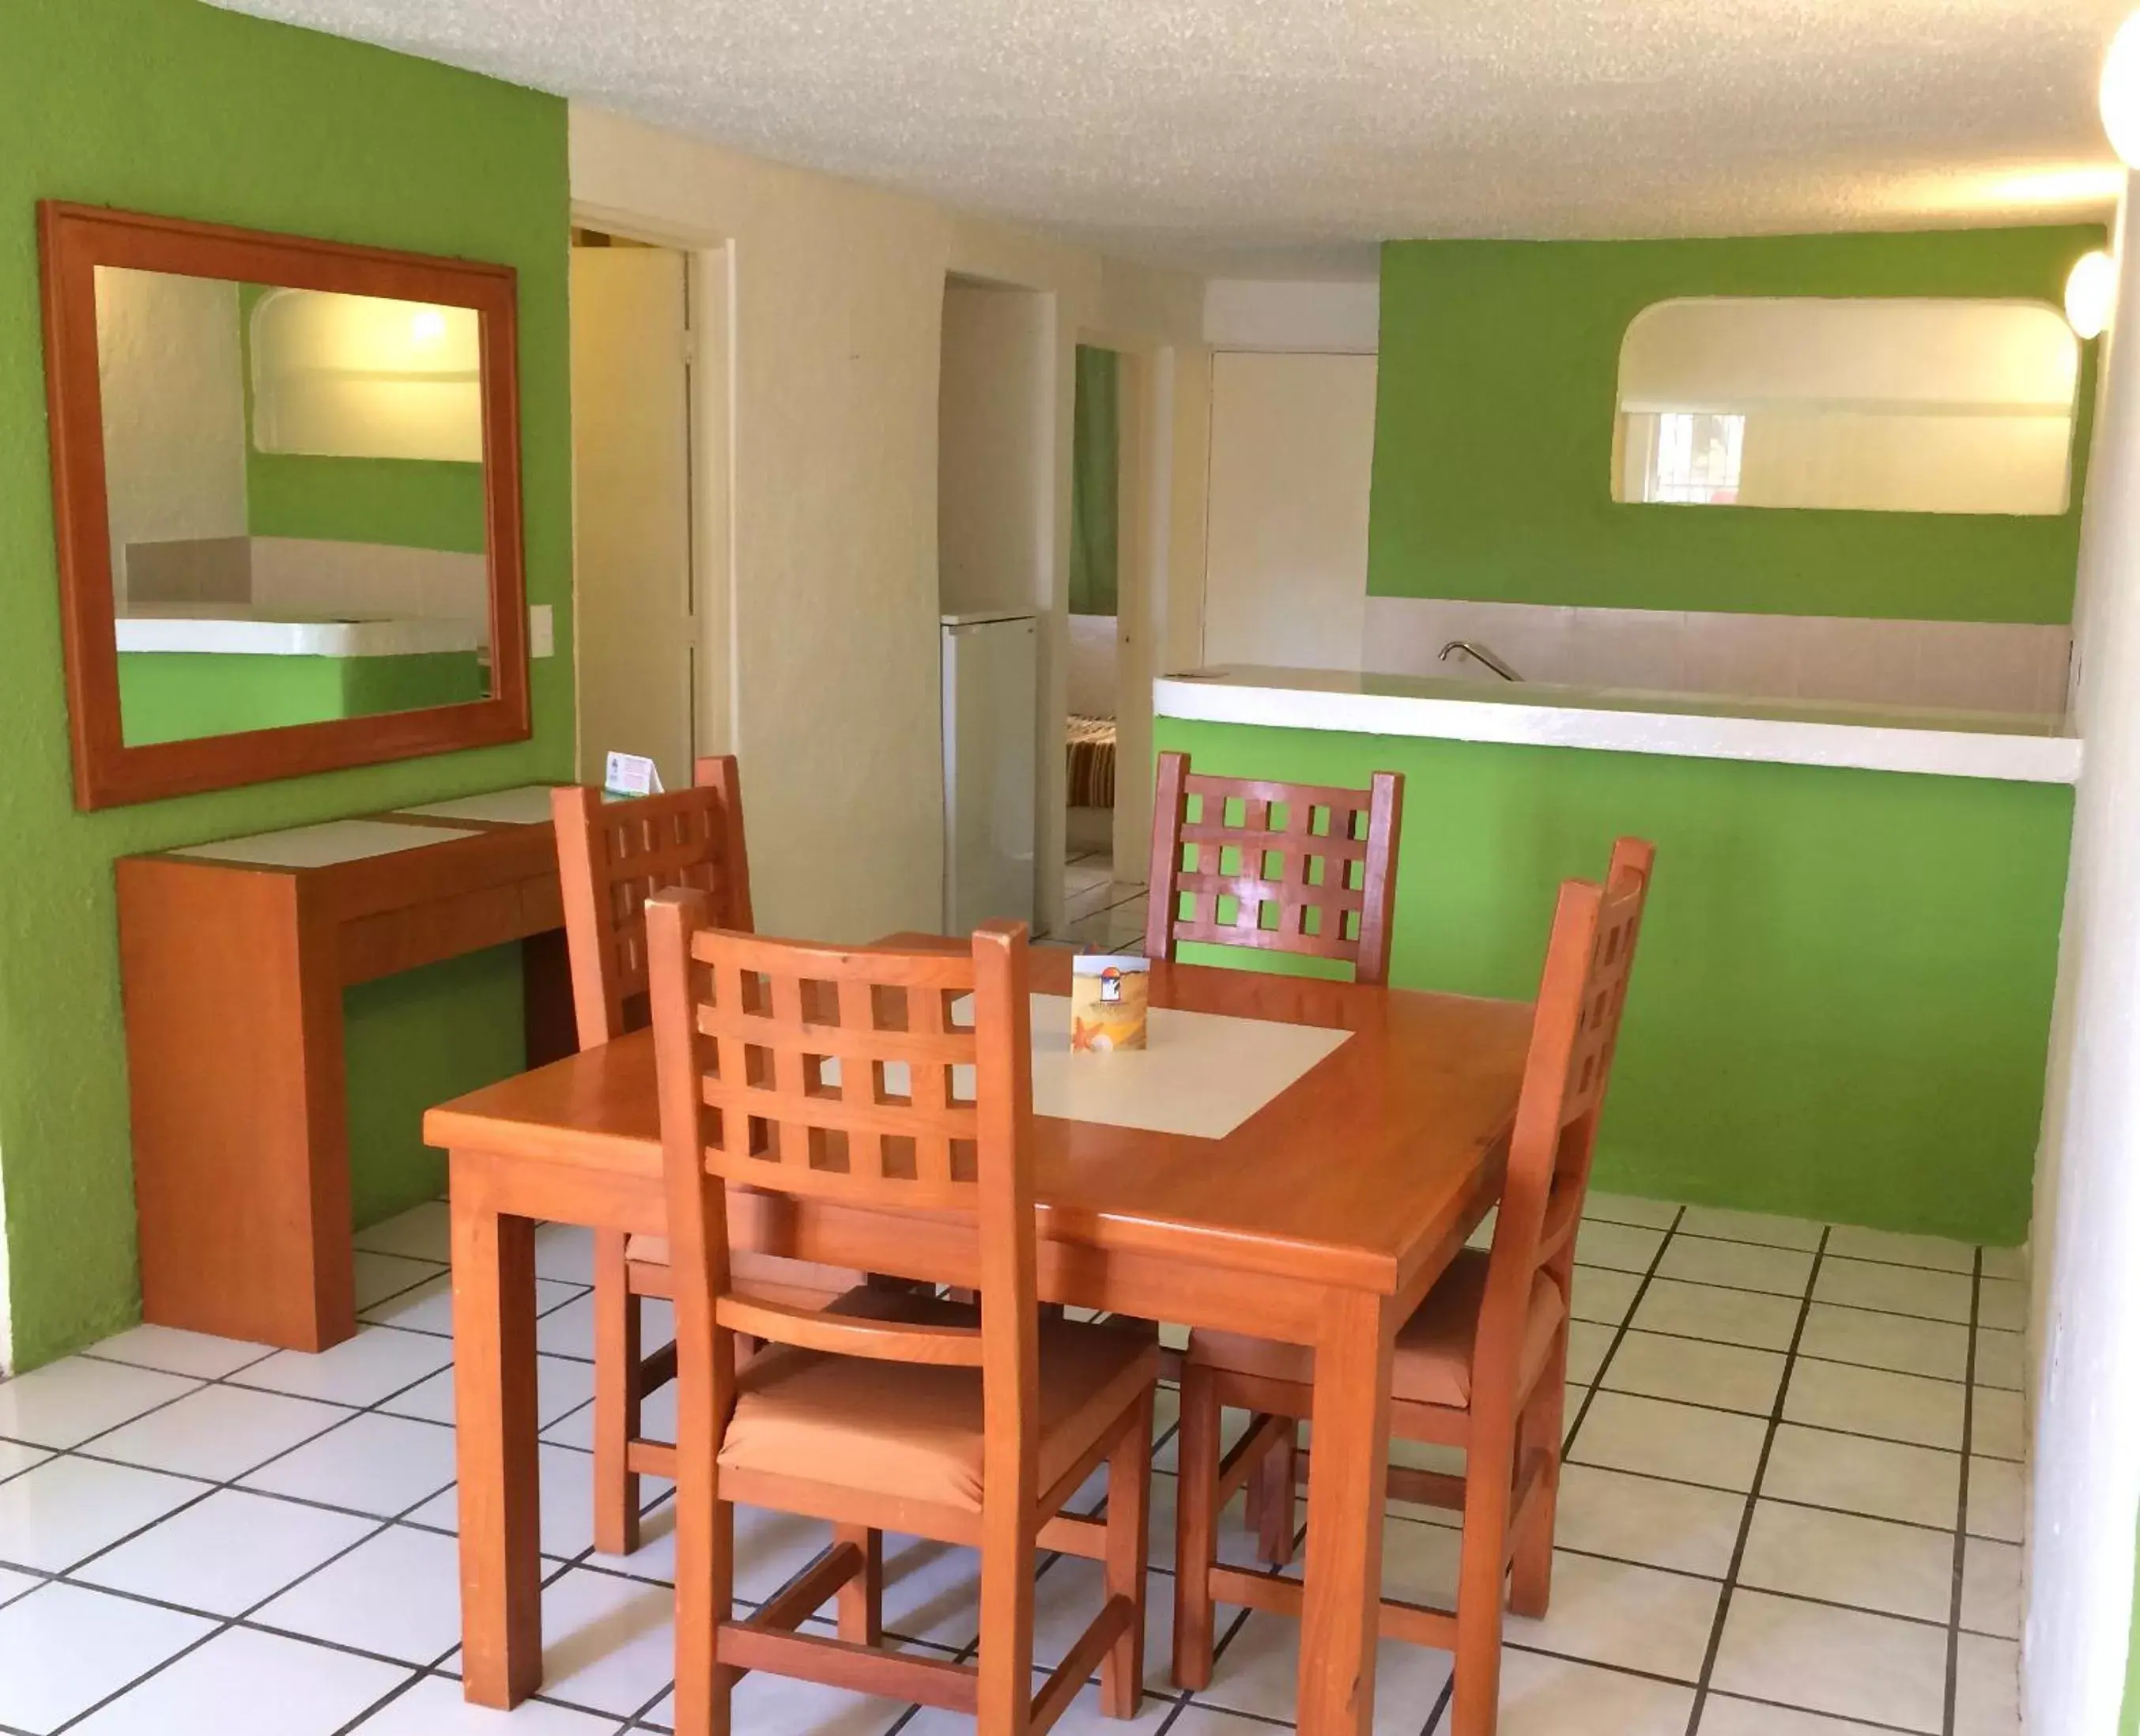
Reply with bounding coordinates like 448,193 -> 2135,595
1066,714 -> 1117,809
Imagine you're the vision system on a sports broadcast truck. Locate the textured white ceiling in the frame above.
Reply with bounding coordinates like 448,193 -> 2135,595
209,0 -> 2131,274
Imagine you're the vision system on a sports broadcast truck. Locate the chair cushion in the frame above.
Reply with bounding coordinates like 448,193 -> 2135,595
1187,1250 -> 1564,1410
625,1236 -> 861,1301
718,1297 -> 1159,1512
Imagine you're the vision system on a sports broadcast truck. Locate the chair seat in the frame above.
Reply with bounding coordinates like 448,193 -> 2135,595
625,1235 -> 859,1300
719,1296 -> 1159,1512
1187,1249 -> 1564,1410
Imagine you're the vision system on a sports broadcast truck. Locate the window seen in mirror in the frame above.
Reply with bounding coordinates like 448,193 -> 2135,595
251,289 -> 482,463
1647,412 -> 1744,506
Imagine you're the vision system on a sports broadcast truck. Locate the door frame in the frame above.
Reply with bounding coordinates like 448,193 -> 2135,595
1073,330 -> 1177,894
569,202 -> 735,766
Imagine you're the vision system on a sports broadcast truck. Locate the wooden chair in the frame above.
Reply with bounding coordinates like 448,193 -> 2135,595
1171,837 -> 1656,1736
551,759 -> 865,1556
1143,750 -> 1404,985
1142,748 -> 1405,1546
644,899 -> 1160,1736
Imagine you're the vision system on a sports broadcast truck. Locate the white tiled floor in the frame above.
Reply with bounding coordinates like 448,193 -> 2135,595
1053,851 -> 1150,953
0,1195 -> 2025,1735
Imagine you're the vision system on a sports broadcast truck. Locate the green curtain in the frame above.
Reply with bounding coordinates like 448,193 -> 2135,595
1068,345 -> 1119,615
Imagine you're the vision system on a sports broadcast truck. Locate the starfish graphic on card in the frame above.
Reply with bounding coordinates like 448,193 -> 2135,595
1070,954 -> 1149,1052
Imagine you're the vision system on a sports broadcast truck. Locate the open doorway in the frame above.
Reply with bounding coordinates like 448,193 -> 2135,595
569,225 -> 731,789
1056,340 -> 1167,951
1061,343 -> 1143,945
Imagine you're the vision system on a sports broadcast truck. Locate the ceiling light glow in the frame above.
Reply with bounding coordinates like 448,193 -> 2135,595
2068,251 -> 2117,340
2104,14 -> 2140,169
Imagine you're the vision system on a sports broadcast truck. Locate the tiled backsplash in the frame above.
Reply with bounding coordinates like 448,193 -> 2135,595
1364,597 -> 2072,718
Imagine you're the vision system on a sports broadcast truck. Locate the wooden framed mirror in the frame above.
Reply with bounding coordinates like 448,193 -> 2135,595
39,202 -> 530,810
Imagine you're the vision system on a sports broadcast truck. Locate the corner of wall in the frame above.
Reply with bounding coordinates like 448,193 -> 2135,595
0,1144 -> 12,1378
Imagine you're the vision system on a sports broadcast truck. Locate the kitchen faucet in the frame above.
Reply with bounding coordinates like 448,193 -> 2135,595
1439,640 -> 1523,681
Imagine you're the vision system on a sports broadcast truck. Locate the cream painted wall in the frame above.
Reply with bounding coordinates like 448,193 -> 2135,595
939,279 -> 1050,617
1203,278 -> 1381,353
2025,183 -> 2140,1736
1203,351 -> 1377,671
568,107 -> 1206,943
94,266 -> 249,602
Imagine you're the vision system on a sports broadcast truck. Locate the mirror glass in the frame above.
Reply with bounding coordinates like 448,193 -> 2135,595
95,266 -> 492,746
1613,296 -> 2081,516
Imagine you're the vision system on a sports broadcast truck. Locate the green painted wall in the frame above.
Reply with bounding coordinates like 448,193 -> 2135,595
1069,345 -> 1119,617
247,456 -> 489,553
343,945 -> 523,1228
0,0 -> 573,1368
119,650 -> 486,745
1156,718 -> 2071,1244
2124,1524 -> 2140,1736
2127,1543 -> 2140,1736
1368,229 -> 2104,624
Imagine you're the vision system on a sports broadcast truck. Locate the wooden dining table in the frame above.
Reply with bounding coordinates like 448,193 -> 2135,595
428,938 -> 1534,1736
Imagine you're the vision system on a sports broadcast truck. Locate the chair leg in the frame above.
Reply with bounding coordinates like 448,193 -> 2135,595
671,1474 -> 736,1736
1100,1389 -> 1155,1718
1170,1363 -> 1223,1692
1450,1436 -> 1514,1736
833,1523 -> 883,1645
1508,1353 -> 1568,1619
592,1230 -> 642,1557
1250,1420 -> 1298,1567
976,1521 -> 1037,1736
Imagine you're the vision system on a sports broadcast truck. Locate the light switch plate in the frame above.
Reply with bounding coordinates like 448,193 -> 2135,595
529,605 -> 554,659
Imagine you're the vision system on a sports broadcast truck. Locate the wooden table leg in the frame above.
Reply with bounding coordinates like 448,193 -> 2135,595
452,1157 -> 543,1708
1296,1289 -> 1395,1736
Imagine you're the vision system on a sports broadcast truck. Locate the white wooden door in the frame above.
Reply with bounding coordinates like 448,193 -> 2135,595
1202,352 -> 1377,670
571,247 -> 695,789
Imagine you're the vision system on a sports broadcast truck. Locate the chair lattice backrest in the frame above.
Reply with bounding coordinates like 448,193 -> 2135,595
1477,837 -> 1656,1390
1555,838 -> 1654,1135
1142,751 -> 1404,985
552,757 -> 754,1049
644,899 -> 1040,1430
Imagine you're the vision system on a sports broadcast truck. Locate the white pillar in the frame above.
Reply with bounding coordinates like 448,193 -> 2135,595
2027,181 -> 2140,1736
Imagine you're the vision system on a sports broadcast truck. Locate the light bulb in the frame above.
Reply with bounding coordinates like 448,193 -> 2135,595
2068,250 -> 2117,340
2104,13 -> 2140,168
410,308 -> 448,345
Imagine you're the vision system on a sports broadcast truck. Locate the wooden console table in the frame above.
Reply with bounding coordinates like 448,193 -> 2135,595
116,786 -> 574,1351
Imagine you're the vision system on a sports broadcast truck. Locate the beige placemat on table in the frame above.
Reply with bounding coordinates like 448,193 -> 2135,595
1025,994 -> 1349,1138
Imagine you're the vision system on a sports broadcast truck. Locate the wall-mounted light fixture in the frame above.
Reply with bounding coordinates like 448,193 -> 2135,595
2069,250 -> 2118,340
2107,14 -> 2140,168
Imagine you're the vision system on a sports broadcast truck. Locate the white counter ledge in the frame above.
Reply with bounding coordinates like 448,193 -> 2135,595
115,609 -> 482,659
1153,666 -> 2083,786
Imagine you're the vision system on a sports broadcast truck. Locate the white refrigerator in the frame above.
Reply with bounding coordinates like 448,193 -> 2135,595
941,610 -> 1038,936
